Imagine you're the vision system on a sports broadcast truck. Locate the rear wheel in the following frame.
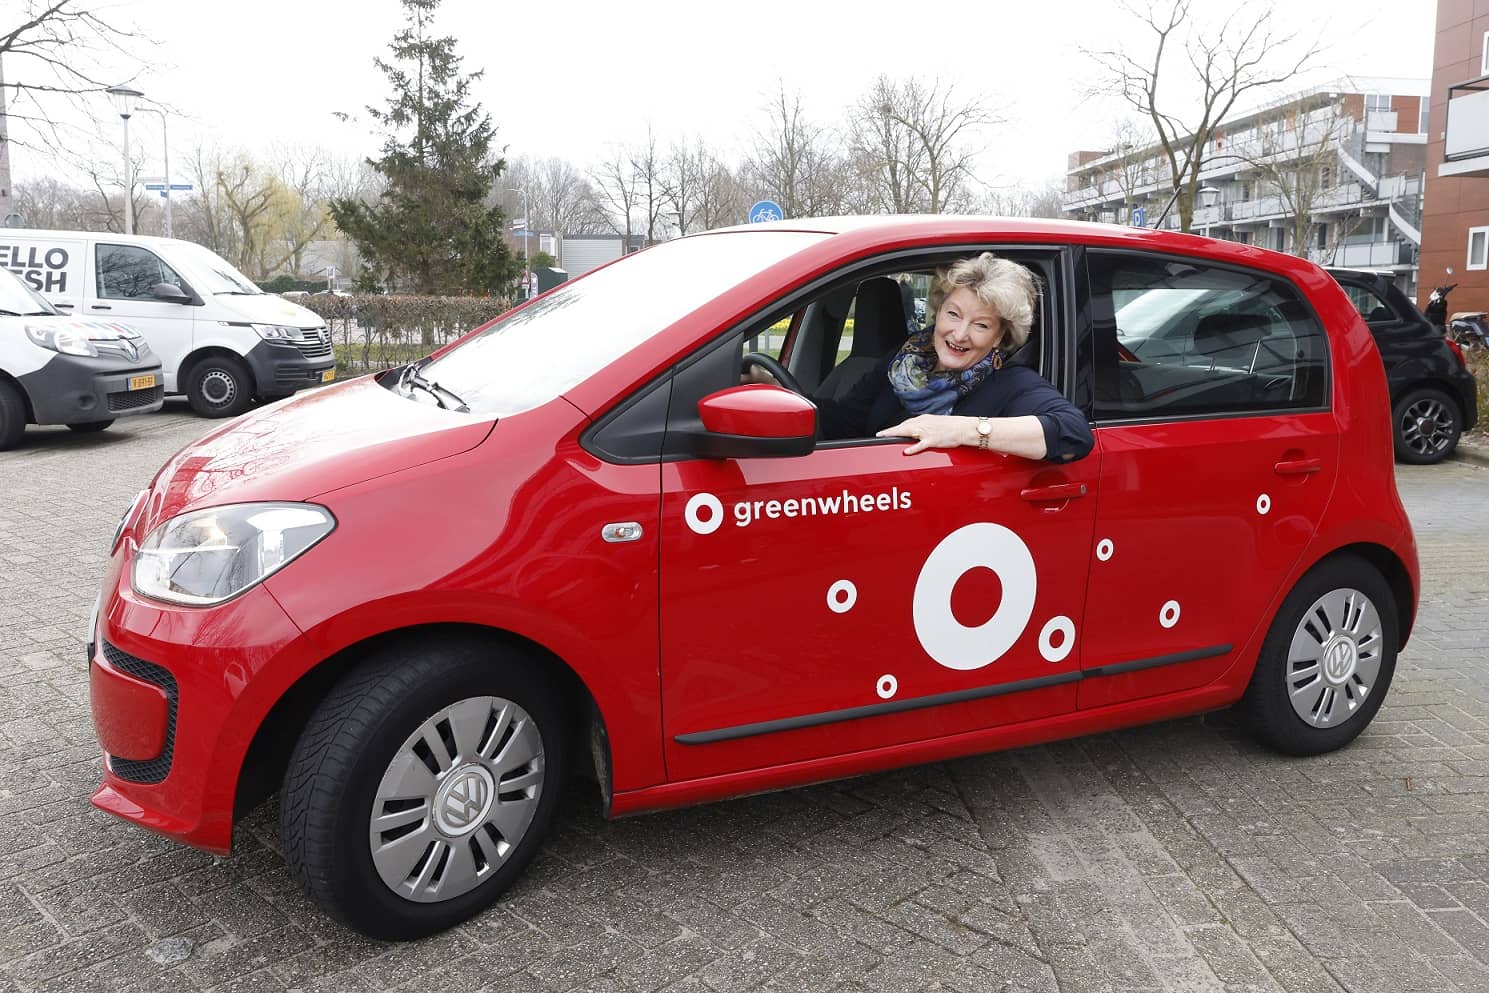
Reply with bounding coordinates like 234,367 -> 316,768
1239,555 -> 1398,756
186,355 -> 254,418
1392,386 -> 1461,464
0,379 -> 25,450
66,420 -> 114,433
281,637 -> 568,940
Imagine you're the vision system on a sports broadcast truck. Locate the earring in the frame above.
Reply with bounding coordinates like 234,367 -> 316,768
992,351 -> 1003,370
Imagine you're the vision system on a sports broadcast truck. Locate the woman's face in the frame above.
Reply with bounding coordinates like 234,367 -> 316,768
932,285 -> 1003,373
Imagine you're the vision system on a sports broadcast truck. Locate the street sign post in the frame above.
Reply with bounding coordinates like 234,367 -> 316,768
1131,206 -> 1146,228
749,200 -> 784,224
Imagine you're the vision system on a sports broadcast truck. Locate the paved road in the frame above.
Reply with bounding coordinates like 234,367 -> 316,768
1,407 -> 1487,993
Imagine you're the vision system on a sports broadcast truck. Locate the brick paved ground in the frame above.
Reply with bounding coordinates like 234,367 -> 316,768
1,404 -> 1486,992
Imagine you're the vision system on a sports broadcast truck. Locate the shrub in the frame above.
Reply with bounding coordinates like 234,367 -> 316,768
1467,351 -> 1489,435
298,293 -> 514,373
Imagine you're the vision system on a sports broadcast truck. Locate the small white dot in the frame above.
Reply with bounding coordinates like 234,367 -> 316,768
1256,494 -> 1271,516
1096,539 -> 1114,562
876,674 -> 898,699
827,580 -> 858,614
1160,600 -> 1181,628
1039,616 -> 1076,662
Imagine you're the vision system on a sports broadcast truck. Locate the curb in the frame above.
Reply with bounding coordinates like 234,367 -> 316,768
1452,436 -> 1489,468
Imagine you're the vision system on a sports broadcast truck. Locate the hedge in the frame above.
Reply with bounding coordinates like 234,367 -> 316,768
295,293 -> 513,372
1467,351 -> 1489,437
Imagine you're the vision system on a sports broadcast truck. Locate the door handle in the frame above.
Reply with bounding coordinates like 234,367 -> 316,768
1020,482 -> 1087,503
90,305 -> 112,311
1274,458 -> 1322,476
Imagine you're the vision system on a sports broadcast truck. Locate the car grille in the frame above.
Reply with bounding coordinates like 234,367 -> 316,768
293,329 -> 333,359
106,386 -> 163,412
101,641 -> 177,784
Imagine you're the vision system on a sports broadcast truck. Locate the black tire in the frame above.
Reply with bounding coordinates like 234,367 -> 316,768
66,420 -> 115,433
186,355 -> 254,418
1238,555 -> 1398,756
0,379 -> 25,450
281,636 -> 568,940
1392,386 -> 1461,465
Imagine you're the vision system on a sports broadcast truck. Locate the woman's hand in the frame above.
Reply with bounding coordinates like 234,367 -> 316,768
877,414 -> 972,455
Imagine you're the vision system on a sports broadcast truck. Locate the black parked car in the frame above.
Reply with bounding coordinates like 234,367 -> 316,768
1328,268 -> 1478,464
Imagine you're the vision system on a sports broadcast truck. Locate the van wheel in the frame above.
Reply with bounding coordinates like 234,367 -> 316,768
1238,555 -> 1398,756
186,356 -> 253,418
0,380 -> 25,450
66,420 -> 114,433
1392,387 -> 1460,464
281,637 -> 567,941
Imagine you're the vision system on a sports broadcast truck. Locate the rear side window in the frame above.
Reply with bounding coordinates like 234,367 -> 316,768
1341,283 -> 1396,324
1090,251 -> 1328,421
96,244 -> 186,300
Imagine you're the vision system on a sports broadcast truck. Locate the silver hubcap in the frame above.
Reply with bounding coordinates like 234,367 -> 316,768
201,369 -> 237,406
1400,397 -> 1454,455
368,696 -> 544,903
1287,588 -> 1383,728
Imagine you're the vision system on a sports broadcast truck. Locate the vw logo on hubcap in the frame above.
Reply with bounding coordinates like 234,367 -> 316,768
1322,637 -> 1358,684
433,765 -> 495,836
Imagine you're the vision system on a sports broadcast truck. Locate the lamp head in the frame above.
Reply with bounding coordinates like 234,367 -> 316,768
106,85 -> 144,119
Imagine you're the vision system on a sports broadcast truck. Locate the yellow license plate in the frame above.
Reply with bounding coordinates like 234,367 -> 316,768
321,369 -> 336,383
129,374 -> 157,391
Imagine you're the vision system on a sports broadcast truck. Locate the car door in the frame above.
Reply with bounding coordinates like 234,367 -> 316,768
1079,249 -> 1339,710
89,243 -> 196,393
656,249 -> 1099,783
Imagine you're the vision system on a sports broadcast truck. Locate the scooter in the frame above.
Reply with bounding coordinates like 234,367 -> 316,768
1450,312 -> 1489,351
1424,283 -> 1456,331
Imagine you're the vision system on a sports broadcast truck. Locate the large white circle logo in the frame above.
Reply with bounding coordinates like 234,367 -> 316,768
684,493 -> 723,535
913,523 -> 1037,671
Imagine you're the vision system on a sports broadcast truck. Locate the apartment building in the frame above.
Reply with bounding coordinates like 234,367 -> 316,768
1421,0 -> 1489,313
1064,78 -> 1429,293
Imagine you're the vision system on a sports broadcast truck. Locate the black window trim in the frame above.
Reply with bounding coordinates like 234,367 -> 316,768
583,242 -> 1082,466
1083,246 -> 1334,428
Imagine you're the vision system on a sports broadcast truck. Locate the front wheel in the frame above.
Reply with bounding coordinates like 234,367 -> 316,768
1392,387 -> 1461,465
0,379 -> 25,450
1238,555 -> 1398,756
186,355 -> 254,418
281,637 -> 568,940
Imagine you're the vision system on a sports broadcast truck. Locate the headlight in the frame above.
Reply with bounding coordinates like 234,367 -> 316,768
132,502 -> 335,606
252,323 -> 303,341
26,324 -> 98,356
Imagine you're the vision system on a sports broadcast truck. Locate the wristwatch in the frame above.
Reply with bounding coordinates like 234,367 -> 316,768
976,417 -> 992,449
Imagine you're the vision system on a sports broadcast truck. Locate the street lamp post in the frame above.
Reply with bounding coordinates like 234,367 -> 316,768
106,85 -> 144,236
507,186 -> 529,299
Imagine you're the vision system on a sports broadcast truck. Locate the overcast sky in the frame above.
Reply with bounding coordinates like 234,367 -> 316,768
10,0 -> 1438,200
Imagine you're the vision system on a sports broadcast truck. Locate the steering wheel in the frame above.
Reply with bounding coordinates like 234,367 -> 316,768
742,352 -> 805,395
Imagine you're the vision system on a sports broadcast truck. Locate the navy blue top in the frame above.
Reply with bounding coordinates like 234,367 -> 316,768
816,355 -> 1095,462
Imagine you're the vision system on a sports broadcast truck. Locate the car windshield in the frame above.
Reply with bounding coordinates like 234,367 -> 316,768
0,266 -> 58,316
173,243 -> 264,295
420,230 -> 828,417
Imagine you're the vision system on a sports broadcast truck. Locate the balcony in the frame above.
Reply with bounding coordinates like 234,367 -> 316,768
1442,75 -> 1489,179
1315,240 -> 1413,269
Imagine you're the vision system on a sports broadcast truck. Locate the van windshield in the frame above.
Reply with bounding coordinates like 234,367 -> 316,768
0,266 -> 57,316
418,230 -> 827,418
173,243 -> 264,295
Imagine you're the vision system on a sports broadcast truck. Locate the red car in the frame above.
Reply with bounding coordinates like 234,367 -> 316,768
88,217 -> 1418,940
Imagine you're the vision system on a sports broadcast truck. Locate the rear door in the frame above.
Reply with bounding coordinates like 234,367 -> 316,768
88,243 -> 197,392
1079,250 -> 1338,710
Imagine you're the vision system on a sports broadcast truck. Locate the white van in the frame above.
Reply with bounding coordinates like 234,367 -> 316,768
0,265 -> 163,449
0,231 -> 335,418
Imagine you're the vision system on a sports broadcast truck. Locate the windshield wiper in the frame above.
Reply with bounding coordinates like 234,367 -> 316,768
0,309 -> 22,317
398,362 -> 468,412
213,290 -> 262,296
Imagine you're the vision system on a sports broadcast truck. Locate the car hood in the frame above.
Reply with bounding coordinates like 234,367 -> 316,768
137,375 -> 495,532
209,292 -> 325,329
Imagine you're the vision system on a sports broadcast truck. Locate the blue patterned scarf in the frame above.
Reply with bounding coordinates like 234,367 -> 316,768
887,327 -> 1000,415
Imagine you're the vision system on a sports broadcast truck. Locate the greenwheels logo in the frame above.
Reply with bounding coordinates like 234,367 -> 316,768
683,487 -> 913,535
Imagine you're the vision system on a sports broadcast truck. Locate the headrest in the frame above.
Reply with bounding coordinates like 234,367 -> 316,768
1194,311 -> 1268,353
849,278 -> 912,357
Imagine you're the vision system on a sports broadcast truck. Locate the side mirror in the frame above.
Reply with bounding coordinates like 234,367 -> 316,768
152,282 -> 191,304
690,385 -> 816,459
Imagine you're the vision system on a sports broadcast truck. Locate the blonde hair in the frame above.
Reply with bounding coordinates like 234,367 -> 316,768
929,253 -> 1039,349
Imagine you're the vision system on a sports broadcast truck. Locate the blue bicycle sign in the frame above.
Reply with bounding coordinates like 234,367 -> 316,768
749,200 -> 785,224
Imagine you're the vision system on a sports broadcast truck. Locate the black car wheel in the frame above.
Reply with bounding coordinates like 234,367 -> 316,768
1392,387 -> 1461,465
281,636 -> 568,941
0,379 -> 25,450
186,355 -> 254,418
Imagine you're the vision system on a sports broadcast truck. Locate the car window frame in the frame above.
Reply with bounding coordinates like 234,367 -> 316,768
1083,247 -> 1334,427
94,242 -> 190,302
582,243 -> 1080,466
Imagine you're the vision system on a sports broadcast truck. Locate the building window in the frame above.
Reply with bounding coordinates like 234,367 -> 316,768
1482,31 -> 1489,75
1419,102 -> 1430,134
1365,94 -> 1391,112
1469,227 -> 1489,271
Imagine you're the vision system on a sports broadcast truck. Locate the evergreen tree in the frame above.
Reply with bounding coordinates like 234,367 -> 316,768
331,0 -> 518,295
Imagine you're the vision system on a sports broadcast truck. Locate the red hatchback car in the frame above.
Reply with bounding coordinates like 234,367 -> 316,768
89,217 -> 1418,939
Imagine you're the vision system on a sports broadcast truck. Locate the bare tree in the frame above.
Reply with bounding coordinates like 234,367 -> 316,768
630,126 -> 672,244
1088,0 -> 1320,232
981,181 -> 1068,219
856,76 -> 996,213
1108,117 -> 1158,224
747,82 -> 839,219
507,155 -> 606,234
270,144 -> 334,276
13,175 -> 88,228
847,76 -> 924,213
590,147 -> 639,245
1228,95 -> 1353,258
690,154 -> 748,232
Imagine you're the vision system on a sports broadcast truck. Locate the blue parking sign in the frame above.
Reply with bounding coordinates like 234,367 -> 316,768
749,200 -> 784,224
